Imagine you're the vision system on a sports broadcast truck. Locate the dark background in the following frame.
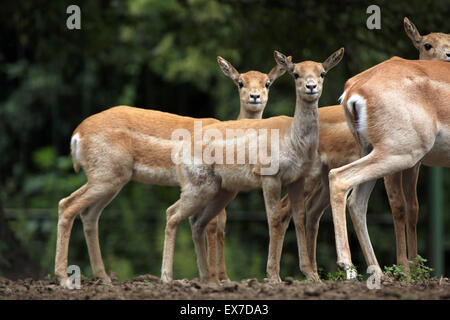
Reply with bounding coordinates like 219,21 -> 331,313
0,0 -> 449,281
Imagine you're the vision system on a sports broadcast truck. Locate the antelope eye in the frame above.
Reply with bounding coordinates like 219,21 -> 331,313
238,80 -> 243,88
293,73 -> 299,79
265,81 -> 270,88
424,43 -> 432,51
320,72 -> 326,78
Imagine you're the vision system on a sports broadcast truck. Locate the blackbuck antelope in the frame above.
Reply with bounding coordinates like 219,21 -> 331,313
330,57 -> 450,277
289,17 -> 450,277
55,58 -> 287,287
205,56 -> 290,281
209,18 -> 450,281
326,18 -> 450,278
160,49 -> 344,283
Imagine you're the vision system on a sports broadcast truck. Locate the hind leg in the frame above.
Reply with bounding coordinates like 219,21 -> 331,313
56,184 -> 89,286
347,179 -> 381,276
384,172 -> 409,270
402,163 -> 420,260
190,190 -> 237,282
56,182 -> 124,287
80,189 -> 122,283
161,175 -> 222,283
329,148 -> 422,277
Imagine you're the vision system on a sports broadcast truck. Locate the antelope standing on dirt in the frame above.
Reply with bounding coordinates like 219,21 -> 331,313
55,59 -> 287,288
160,49 -> 345,283
327,18 -> 450,277
209,18 -> 450,280
373,18 -> 450,272
330,57 -> 450,277
286,17 -> 450,277
206,56 -> 290,281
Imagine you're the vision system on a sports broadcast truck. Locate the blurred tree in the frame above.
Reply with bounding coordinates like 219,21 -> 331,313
0,0 -> 449,280
0,196 -> 42,279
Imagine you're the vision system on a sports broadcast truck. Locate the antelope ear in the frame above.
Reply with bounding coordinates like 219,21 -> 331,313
323,48 -> 344,72
404,17 -> 422,49
267,56 -> 292,84
217,56 -> 240,84
273,51 -> 294,74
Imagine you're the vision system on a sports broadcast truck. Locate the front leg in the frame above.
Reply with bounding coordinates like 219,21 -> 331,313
288,178 -> 319,280
261,177 -> 284,282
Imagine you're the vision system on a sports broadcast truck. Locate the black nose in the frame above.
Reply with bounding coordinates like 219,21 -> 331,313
306,84 -> 317,90
447,53 -> 450,57
250,94 -> 260,99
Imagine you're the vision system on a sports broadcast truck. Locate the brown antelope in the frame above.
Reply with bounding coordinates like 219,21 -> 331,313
209,18 -> 450,280
160,49 -> 345,283
206,56 -> 292,280
205,56 -> 290,281
327,18 -> 450,278
382,18 -> 450,268
295,17 -> 450,276
55,58 -> 287,288
329,56 -> 450,277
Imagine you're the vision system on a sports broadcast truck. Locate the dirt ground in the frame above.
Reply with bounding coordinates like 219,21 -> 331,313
1,274 -> 450,300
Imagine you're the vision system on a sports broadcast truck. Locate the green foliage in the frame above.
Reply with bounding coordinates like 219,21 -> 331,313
325,265 -> 363,281
409,255 -> 434,282
326,268 -> 347,281
384,264 -> 409,281
384,255 -> 434,282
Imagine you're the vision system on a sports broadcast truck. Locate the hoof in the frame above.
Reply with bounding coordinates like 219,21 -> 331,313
97,276 -> 112,286
161,272 -> 172,283
337,261 -> 357,280
345,267 -> 358,280
263,276 -> 282,284
199,276 -> 218,284
208,275 -> 221,284
306,273 -> 321,282
219,274 -> 230,282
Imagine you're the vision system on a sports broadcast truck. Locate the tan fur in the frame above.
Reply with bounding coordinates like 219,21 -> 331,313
210,20 -> 449,281
404,17 -> 450,61
210,18 -> 450,280
55,59 -> 287,287
268,19 -> 450,278
297,19 -> 450,278
160,49 -> 344,283
329,57 -> 450,277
